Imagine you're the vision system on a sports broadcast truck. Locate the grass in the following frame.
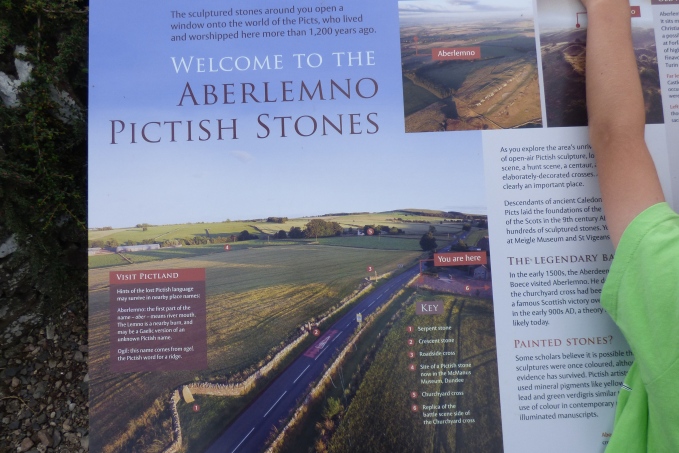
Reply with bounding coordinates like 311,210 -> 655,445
176,332 -> 316,453
89,222 -> 468,270
88,245 -> 423,453
316,236 -> 422,251
187,281 -> 410,453
280,288 -> 417,453
464,229 -> 489,247
177,394 -> 251,452
419,62 -> 477,93
402,76 -> 443,117
471,33 -> 521,42
264,212 -> 468,238
88,253 -> 129,267
326,291 -> 502,453
88,241 -> 300,269
88,211 -> 478,248
88,221 -> 261,244
401,30 -> 539,121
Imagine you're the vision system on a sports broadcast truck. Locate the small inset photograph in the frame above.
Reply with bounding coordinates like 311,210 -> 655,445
537,0 -> 663,127
399,0 -> 543,132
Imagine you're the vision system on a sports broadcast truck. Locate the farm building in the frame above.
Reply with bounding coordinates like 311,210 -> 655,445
476,236 -> 490,252
115,244 -> 160,253
473,265 -> 490,280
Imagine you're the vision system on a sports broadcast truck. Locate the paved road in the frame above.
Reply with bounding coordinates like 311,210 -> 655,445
204,265 -> 421,453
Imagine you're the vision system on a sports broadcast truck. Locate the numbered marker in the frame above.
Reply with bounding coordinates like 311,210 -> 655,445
410,391 -> 418,399
367,265 -> 374,272
407,338 -> 415,346
575,11 -> 586,29
409,363 -> 416,371
465,285 -> 471,292
312,328 -> 321,337
406,325 -> 414,333
224,244 -> 231,251
192,404 -> 200,412
411,404 -> 419,413
366,228 -> 374,236
408,351 -> 416,359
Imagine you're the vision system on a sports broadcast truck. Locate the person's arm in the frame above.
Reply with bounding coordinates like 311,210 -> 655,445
583,0 -> 664,247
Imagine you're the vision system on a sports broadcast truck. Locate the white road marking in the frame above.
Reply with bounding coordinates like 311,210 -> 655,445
231,427 -> 255,453
315,336 -> 330,349
228,268 -> 417,453
315,345 -> 330,360
332,332 -> 342,342
293,365 -> 310,384
263,391 -> 288,418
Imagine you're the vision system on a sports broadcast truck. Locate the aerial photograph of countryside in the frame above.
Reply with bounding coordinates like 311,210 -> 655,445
537,0 -> 664,127
399,0 -> 543,132
88,208 -> 501,453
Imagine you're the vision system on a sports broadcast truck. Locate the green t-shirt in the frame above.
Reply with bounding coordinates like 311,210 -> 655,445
600,202 -> 679,452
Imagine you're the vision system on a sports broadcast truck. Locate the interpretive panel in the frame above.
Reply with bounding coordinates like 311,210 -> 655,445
88,1 -> 678,452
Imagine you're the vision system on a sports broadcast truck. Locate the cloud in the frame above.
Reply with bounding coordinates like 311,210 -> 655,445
229,150 -> 254,162
398,0 -> 528,15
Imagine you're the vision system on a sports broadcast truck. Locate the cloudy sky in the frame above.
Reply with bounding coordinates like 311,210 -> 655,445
89,0 -> 487,227
398,0 -> 533,24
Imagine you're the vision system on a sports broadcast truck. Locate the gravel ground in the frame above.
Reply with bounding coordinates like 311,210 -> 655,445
0,297 -> 88,453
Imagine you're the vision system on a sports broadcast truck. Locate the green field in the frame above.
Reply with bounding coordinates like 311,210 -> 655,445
402,33 -> 538,106
89,225 -> 480,271
176,330 -> 317,453
464,229 -> 489,248
88,221 -> 259,243
477,38 -> 535,58
88,208 -> 485,452
403,76 -> 444,117
316,236 -> 422,251
88,210 -> 473,247
472,33 -> 521,42
327,292 -> 502,453
88,241 -> 299,269
177,394 -> 251,453
419,62 -> 478,93
88,253 -> 129,267
89,244 -> 423,453
88,235 -> 438,271
88,210 -> 476,272
423,38 -> 535,90
281,289 -> 417,453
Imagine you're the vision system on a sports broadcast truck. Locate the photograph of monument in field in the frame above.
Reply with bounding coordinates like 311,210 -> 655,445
537,0 -> 663,127
399,0 -> 543,132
